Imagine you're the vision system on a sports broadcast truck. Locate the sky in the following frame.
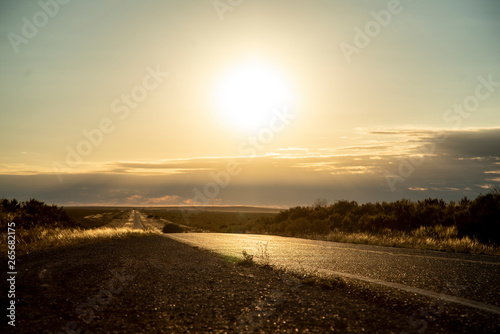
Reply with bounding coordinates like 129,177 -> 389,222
1,0 -> 500,207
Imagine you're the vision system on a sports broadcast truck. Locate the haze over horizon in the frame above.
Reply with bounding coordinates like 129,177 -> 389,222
1,0 -> 500,207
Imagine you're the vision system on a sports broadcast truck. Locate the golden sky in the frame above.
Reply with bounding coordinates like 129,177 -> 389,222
1,1 -> 500,206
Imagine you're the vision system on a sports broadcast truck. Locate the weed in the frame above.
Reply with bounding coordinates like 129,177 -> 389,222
254,242 -> 271,268
236,250 -> 255,266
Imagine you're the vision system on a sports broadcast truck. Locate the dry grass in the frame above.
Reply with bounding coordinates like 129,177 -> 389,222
308,225 -> 500,256
1,226 -> 160,254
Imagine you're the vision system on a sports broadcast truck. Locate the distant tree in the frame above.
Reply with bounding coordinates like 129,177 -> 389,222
331,200 -> 358,216
285,217 -> 310,236
244,192 -> 499,245
1,198 -> 20,213
313,198 -> 328,209
288,206 -> 310,221
456,190 -> 500,244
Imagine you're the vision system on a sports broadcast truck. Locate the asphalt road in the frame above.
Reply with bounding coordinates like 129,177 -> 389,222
132,210 -> 144,229
165,233 -> 500,315
120,209 -> 145,229
4,234 -> 500,333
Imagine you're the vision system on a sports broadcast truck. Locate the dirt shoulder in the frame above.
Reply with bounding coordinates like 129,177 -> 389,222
2,235 -> 498,333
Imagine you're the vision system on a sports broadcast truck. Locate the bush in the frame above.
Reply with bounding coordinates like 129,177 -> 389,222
456,191 -> 500,244
162,222 -> 184,233
285,217 -> 309,236
1,198 -> 76,230
310,219 -> 330,234
244,190 -> 500,246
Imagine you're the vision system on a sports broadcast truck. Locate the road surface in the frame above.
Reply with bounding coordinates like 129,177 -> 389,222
132,210 -> 144,229
5,234 -> 500,333
120,209 -> 145,229
165,233 -> 500,315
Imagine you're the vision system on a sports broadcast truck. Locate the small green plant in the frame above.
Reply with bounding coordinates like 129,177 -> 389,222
237,250 -> 254,266
220,254 -> 240,264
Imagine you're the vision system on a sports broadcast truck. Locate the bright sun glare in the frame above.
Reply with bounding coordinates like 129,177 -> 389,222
215,61 -> 293,131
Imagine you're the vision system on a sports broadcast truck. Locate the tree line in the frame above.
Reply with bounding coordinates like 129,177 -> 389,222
0,198 -> 75,230
250,190 -> 500,244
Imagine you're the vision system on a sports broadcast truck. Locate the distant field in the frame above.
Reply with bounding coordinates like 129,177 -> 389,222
142,207 -> 279,233
64,207 -> 130,228
142,206 -> 281,213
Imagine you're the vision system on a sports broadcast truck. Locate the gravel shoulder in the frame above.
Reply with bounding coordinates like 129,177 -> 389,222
2,235 -> 498,333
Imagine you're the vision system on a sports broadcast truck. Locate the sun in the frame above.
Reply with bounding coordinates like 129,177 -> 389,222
214,61 -> 293,131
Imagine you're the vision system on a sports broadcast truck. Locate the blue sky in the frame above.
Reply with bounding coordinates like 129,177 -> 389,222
1,0 -> 499,206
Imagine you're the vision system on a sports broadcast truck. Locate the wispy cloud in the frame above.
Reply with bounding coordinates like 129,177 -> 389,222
125,194 -> 187,206
106,161 -> 212,175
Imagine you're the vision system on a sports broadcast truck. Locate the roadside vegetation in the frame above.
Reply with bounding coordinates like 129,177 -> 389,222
162,222 -> 185,233
2,190 -> 499,255
146,191 -> 500,255
0,199 -> 157,254
10,226 -> 156,254
220,247 -> 347,291
248,190 -> 500,255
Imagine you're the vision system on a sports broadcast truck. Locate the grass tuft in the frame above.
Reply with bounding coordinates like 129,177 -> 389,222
312,225 -> 500,255
1,226 -> 160,254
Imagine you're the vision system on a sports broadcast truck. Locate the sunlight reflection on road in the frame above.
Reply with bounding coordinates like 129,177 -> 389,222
164,232 -> 500,311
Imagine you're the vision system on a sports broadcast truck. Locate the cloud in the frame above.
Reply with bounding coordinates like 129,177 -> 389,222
125,194 -> 187,206
105,160 -> 214,175
1,127 -> 499,206
145,195 -> 182,205
127,195 -> 143,201
486,177 -> 500,182
364,127 -> 500,158
437,128 -> 500,158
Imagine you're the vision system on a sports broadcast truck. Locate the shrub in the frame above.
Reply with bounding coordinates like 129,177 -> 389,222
285,217 -> 309,236
245,191 -> 499,246
162,222 -> 184,233
456,191 -> 500,244
310,219 -> 330,234
1,198 -> 76,230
